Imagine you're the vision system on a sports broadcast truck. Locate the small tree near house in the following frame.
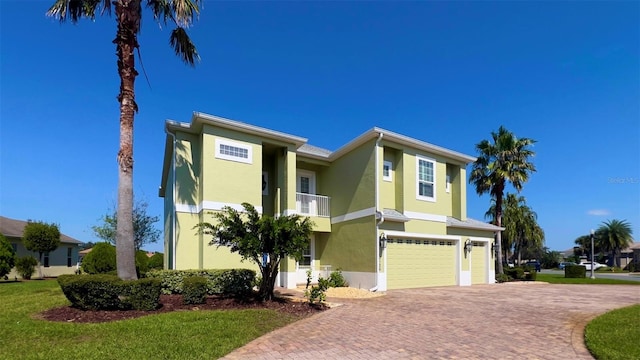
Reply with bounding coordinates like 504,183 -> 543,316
196,203 -> 314,301
22,220 -> 61,278
0,234 -> 17,279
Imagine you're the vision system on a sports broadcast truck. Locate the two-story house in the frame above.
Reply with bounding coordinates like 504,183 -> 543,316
159,112 -> 502,291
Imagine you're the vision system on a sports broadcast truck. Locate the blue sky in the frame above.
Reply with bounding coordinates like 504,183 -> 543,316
1,1 -> 638,254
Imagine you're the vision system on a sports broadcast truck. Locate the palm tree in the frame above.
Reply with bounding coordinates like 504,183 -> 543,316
470,126 -> 536,274
596,219 -> 633,268
47,0 -> 201,280
487,193 -> 544,265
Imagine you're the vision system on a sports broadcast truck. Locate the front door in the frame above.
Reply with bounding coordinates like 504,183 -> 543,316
296,170 -> 316,215
296,235 -> 315,284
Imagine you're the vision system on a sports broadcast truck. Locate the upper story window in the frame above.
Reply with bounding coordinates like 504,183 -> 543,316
446,175 -> 451,193
215,138 -> 253,164
416,155 -> 436,202
383,161 -> 393,181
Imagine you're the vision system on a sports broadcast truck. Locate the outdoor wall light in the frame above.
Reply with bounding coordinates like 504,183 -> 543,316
464,239 -> 473,254
491,242 -> 496,256
379,232 -> 387,250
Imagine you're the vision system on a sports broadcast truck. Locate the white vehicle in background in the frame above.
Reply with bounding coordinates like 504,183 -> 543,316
580,261 -> 606,271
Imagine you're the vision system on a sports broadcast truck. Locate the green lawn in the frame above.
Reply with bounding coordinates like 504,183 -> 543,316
535,273 -> 640,285
0,280 -> 301,359
585,304 -> 640,360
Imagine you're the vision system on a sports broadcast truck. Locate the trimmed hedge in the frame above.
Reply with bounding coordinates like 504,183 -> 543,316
58,274 -> 161,310
15,256 -> 38,280
565,265 -> 586,278
183,276 -> 207,305
145,269 -> 255,296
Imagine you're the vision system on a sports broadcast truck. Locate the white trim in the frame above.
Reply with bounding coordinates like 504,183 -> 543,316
403,211 -> 447,223
341,271 -> 377,290
215,138 -> 253,164
460,271 -> 472,286
416,155 -> 436,202
175,203 -> 199,214
383,160 -> 393,182
331,207 -> 377,224
175,201 -> 263,214
282,209 -> 297,216
383,230 -> 461,241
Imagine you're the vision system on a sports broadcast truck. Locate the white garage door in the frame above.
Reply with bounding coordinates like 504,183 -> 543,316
471,241 -> 487,284
387,238 -> 457,289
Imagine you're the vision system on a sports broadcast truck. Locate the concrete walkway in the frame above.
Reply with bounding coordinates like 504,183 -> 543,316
222,283 -> 639,359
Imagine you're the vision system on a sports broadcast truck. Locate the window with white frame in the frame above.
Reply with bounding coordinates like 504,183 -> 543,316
215,138 -> 252,164
446,174 -> 451,193
383,160 -> 393,181
416,156 -> 436,201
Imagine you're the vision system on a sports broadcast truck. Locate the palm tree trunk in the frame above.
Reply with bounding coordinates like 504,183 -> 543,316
495,190 -> 504,275
114,0 -> 141,280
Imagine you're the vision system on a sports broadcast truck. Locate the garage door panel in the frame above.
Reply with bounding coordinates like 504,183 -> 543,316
471,242 -> 486,284
387,239 -> 456,289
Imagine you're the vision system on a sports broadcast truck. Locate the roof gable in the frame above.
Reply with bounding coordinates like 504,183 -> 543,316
0,216 -> 82,244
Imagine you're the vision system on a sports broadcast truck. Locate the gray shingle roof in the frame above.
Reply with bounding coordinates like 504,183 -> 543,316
0,216 -> 83,244
382,209 -> 410,222
446,216 -> 504,231
298,144 -> 332,158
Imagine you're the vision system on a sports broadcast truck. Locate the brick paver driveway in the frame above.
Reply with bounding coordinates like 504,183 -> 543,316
223,283 -> 638,359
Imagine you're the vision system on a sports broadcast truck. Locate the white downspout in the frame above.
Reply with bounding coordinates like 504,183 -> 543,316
371,132 -> 384,292
165,128 -> 177,270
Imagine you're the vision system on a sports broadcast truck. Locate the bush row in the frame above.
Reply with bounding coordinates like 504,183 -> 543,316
145,269 -> 255,296
58,274 -> 161,310
502,266 -> 537,281
564,265 -> 586,278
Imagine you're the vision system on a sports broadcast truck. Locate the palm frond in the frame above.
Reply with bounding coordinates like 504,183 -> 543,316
170,27 -> 199,65
47,0 -> 110,22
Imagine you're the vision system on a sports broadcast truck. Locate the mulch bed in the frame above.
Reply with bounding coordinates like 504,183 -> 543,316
40,294 -> 326,323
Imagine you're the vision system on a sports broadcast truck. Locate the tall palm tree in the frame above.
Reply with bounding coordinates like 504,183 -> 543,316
470,126 -> 536,274
596,219 -> 634,268
47,0 -> 201,280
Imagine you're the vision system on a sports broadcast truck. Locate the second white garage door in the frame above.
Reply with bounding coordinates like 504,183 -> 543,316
386,238 -> 457,289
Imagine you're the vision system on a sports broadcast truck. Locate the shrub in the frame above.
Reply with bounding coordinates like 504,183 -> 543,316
148,253 -> 164,270
495,273 -> 509,283
183,276 -> 208,305
565,265 -> 586,278
505,267 -> 525,280
0,234 -> 16,278
82,242 -> 116,274
135,250 -> 149,277
524,269 -> 537,281
122,278 -> 162,310
145,269 -> 256,296
58,274 -> 123,310
328,268 -> 348,287
15,256 -> 38,279
623,261 -> 638,272
57,274 -> 161,310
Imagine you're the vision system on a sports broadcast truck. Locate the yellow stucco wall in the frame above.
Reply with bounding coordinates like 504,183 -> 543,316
317,216 -> 376,272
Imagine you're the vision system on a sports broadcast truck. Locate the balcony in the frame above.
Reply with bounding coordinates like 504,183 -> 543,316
296,193 -> 330,217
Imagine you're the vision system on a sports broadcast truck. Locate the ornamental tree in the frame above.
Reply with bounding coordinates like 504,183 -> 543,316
196,203 -> 314,301
22,220 -> 61,278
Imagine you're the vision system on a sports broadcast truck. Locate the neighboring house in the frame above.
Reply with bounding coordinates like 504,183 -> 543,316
159,112 -> 502,291
0,216 -> 81,278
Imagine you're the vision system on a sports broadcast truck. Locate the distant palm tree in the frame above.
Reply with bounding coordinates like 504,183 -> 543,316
47,0 -> 201,279
470,126 -> 536,275
596,219 -> 634,268
487,193 -> 544,265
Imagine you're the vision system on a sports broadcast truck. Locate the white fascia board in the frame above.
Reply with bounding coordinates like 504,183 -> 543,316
175,201 -> 263,214
404,211 -> 447,223
192,112 -> 308,147
382,230 -> 461,241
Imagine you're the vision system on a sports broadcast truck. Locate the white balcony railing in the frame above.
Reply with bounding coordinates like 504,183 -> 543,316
296,193 -> 330,217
